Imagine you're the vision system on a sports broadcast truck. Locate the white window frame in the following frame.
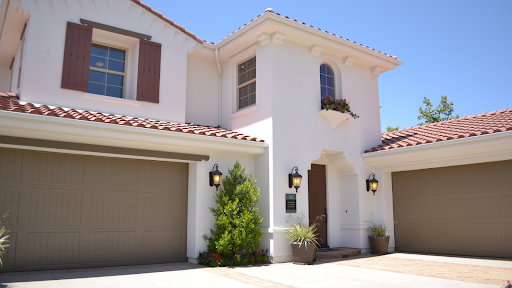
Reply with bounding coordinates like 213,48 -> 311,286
236,55 -> 256,111
229,44 -> 258,113
320,63 -> 335,99
89,41 -> 128,99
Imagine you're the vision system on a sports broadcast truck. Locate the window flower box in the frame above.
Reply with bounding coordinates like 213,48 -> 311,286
320,96 -> 359,131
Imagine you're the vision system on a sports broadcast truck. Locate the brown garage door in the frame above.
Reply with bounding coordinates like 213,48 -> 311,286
0,147 -> 188,271
392,159 -> 512,258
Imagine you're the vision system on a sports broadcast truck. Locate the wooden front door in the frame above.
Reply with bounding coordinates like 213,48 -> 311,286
308,164 -> 328,248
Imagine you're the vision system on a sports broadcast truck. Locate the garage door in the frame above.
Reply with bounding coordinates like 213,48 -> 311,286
0,147 -> 188,271
392,160 -> 512,258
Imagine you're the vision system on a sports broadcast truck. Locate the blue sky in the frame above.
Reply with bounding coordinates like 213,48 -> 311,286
143,0 -> 512,132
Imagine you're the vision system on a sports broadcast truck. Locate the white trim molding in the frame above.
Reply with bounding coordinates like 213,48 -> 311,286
362,131 -> 512,172
271,32 -> 286,45
0,110 -> 268,156
342,56 -> 356,67
371,66 -> 384,76
309,44 -> 323,57
83,93 -> 142,106
229,104 -> 258,119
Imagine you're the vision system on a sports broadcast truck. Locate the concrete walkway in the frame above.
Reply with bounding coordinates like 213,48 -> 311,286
1,253 -> 511,287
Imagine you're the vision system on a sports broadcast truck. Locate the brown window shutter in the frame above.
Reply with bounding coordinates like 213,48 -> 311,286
61,22 -> 93,92
137,39 -> 161,103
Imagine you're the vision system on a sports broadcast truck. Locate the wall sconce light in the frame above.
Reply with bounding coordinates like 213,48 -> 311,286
209,164 -> 222,191
366,173 -> 378,195
288,166 -> 302,193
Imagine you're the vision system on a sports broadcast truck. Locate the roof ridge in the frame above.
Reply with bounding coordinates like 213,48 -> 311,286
216,10 -> 398,60
130,0 -> 205,44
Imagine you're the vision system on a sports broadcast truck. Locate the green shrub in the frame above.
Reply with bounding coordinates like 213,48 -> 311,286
201,161 -> 265,267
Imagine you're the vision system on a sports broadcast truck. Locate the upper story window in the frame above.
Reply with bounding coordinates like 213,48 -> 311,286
88,44 -> 126,98
320,64 -> 334,99
237,56 -> 256,110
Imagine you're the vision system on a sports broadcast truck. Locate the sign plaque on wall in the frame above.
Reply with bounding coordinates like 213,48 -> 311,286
285,194 -> 296,213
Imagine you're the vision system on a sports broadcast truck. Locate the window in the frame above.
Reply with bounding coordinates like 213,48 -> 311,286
237,56 -> 256,110
88,44 -> 126,98
320,64 -> 334,99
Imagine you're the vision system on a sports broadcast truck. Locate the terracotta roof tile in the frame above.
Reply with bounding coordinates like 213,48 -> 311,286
365,109 -> 512,153
216,10 -> 399,60
0,93 -> 264,143
130,0 -> 205,43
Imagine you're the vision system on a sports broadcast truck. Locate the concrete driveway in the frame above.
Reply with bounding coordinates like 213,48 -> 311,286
1,253 -> 511,288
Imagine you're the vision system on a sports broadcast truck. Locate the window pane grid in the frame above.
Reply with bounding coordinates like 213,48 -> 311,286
320,64 -> 335,99
238,56 -> 256,110
88,44 -> 125,98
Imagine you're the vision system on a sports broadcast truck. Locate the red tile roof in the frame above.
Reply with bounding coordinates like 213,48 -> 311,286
0,93 -> 264,143
216,10 -> 399,60
130,0 -> 205,44
365,109 -> 512,153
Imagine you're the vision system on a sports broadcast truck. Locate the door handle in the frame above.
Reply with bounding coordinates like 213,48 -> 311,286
324,208 -> 327,223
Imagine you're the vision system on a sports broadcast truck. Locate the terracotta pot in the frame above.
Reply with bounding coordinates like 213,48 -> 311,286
291,242 -> 316,265
368,236 -> 390,255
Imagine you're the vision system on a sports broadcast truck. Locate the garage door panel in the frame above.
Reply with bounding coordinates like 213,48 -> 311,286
471,225 -> 512,256
469,192 -> 512,223
144,194 -> 186,225
393,160 -> 512,258
392,170 -> 432,197
137,161 -> 188,192
394,224 -> 432,252
432,195 -> 468,223
143,230 -> 186,261
0,148 -> 23,184
0,190 -> 20,225
25,232 -> 80,267
393,196 -> 432,223
21,190 -> 82,226
88,231 -> 136,264
83,156 -> 138,190
22,151 -> 84,186
432,225 -> 471,254
85,193 -> 138,226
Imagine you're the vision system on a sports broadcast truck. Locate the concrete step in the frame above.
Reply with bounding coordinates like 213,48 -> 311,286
316,247 -> 361,259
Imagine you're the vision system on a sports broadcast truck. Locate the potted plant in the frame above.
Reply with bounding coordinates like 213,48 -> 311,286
285,215 -> 321,265
321,95 -> 359,119
366,220 -> 390,255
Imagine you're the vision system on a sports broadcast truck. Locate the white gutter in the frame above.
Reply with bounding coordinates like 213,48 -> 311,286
215,47 -> 222,127
0,110 -> 267,155
361,130 -> 512,172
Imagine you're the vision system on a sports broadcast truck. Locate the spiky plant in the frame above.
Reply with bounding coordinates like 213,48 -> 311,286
365,220 -> 388,237
285,214 -> 322,248
0,223 -> 9,267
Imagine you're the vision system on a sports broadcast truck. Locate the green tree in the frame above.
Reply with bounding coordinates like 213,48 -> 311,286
418,95 -> 459,125
203,161 -> 263,259
386,125 -> 400,132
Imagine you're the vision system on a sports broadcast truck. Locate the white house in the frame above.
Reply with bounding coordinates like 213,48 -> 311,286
0,0 -> 510,272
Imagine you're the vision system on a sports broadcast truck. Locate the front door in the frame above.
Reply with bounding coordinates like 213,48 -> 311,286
308,164 -> 328,248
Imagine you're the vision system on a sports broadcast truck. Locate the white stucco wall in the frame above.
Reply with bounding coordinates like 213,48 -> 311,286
10,0 -> 201,123
185,48 -> 219,127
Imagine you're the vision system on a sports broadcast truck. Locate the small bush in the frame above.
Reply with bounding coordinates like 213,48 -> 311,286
198,249 -> 268,267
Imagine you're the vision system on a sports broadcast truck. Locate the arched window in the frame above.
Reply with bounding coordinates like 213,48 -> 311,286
320,64 -> 334,99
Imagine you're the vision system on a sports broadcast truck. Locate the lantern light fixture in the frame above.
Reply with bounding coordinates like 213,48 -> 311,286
209,164 -> 222,191
288,166 -> 302,193
366,173 -> 378,195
